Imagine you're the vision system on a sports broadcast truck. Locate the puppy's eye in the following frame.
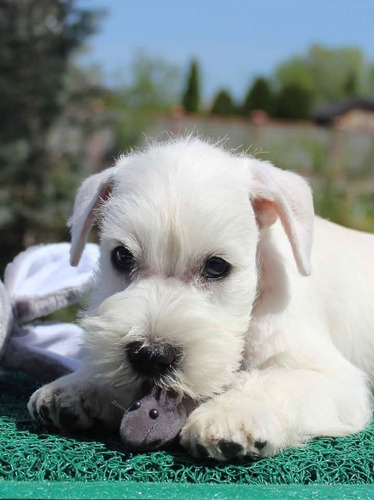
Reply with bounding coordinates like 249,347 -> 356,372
203,257 -> 230,280
111,246 -> 135,273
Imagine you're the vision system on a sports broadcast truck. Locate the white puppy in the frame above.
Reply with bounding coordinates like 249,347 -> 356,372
28,137 -> 373,460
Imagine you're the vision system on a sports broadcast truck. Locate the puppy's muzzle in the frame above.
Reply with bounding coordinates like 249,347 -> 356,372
127,341 -> 178,376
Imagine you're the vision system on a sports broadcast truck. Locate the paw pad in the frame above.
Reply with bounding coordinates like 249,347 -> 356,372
59,408 -> 79,428
196,443 -> 210,459
217,440 -> 243,459
254,440 -> 267,451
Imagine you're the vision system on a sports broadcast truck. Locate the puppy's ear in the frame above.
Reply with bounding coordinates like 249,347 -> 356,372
68,167 -> 117,267
248,159 -> 314,276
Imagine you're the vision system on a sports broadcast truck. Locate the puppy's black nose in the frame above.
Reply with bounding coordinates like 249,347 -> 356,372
127,341 -> 177,375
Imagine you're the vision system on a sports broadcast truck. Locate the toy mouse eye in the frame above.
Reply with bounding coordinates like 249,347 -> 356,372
203,257 -> 230,280
128,400 -> 141,411
149,409 -> 159,419
112,246 -> 136,273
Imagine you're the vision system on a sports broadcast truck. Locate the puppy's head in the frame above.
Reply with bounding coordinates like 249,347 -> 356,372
70,138 -> 313,400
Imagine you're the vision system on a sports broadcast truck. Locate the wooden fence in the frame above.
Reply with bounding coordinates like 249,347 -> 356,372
150,111 -> 374,231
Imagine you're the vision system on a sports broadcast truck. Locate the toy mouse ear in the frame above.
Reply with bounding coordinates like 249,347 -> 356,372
248,159 -> 314,276
68,166 -> 117,267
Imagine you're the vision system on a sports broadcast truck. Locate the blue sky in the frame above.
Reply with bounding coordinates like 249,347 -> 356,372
76,0 -> 374,101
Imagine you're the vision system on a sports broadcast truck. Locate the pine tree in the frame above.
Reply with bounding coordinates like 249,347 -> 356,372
241,77 -> 272,116
210,90 -> 235,116
181,60 -> 200,113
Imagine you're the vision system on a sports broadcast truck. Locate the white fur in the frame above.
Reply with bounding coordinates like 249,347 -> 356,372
28,137 -> 373,460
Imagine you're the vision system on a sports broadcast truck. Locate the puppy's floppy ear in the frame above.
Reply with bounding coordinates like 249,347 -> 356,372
248,159 -> 314,276
68,167 -> 117,267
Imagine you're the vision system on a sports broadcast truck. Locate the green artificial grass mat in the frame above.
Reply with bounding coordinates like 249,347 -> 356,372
0,369 -> 373,498
0,483 -> 373,500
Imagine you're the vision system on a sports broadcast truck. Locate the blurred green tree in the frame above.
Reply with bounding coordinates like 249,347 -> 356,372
181,60 -> 200,113
0,0 -> 100,271
274,83 -> 313,120
241,77 -> 273,116
119,51 -> 180,112
343,71 -> 358,97
275,45 -> 370,106
210,89 -> 235,116
106,51 -> 180,152
370,65 -> 374,93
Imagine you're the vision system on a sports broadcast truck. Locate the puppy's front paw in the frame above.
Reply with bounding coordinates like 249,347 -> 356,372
28,377 -> 122,432
180,398 -> 281,461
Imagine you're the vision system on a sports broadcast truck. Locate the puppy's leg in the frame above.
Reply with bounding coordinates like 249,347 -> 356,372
28,369 -> 131,432
181,357 -> 371,460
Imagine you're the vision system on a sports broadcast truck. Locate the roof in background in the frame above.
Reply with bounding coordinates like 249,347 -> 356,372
313,97 -> 374,123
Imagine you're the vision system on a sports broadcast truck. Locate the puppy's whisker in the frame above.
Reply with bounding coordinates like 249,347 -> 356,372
111,400 -> 126,411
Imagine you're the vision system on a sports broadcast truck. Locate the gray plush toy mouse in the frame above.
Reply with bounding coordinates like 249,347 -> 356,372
120,385 -> 198,452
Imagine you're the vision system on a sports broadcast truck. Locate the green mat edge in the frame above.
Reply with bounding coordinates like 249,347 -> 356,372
0,482 -> 373,500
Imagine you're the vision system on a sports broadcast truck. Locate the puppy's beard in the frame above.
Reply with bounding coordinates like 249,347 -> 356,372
80,278 -> 248,400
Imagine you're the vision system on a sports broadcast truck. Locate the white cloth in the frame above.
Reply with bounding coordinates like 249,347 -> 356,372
0,243 -> 100,379
12,323 -> 84,372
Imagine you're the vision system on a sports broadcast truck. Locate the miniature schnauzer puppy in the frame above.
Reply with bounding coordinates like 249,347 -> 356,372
29,137 -> 373,460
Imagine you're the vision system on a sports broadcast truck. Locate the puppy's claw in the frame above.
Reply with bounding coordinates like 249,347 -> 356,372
38,404 -> 53,425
